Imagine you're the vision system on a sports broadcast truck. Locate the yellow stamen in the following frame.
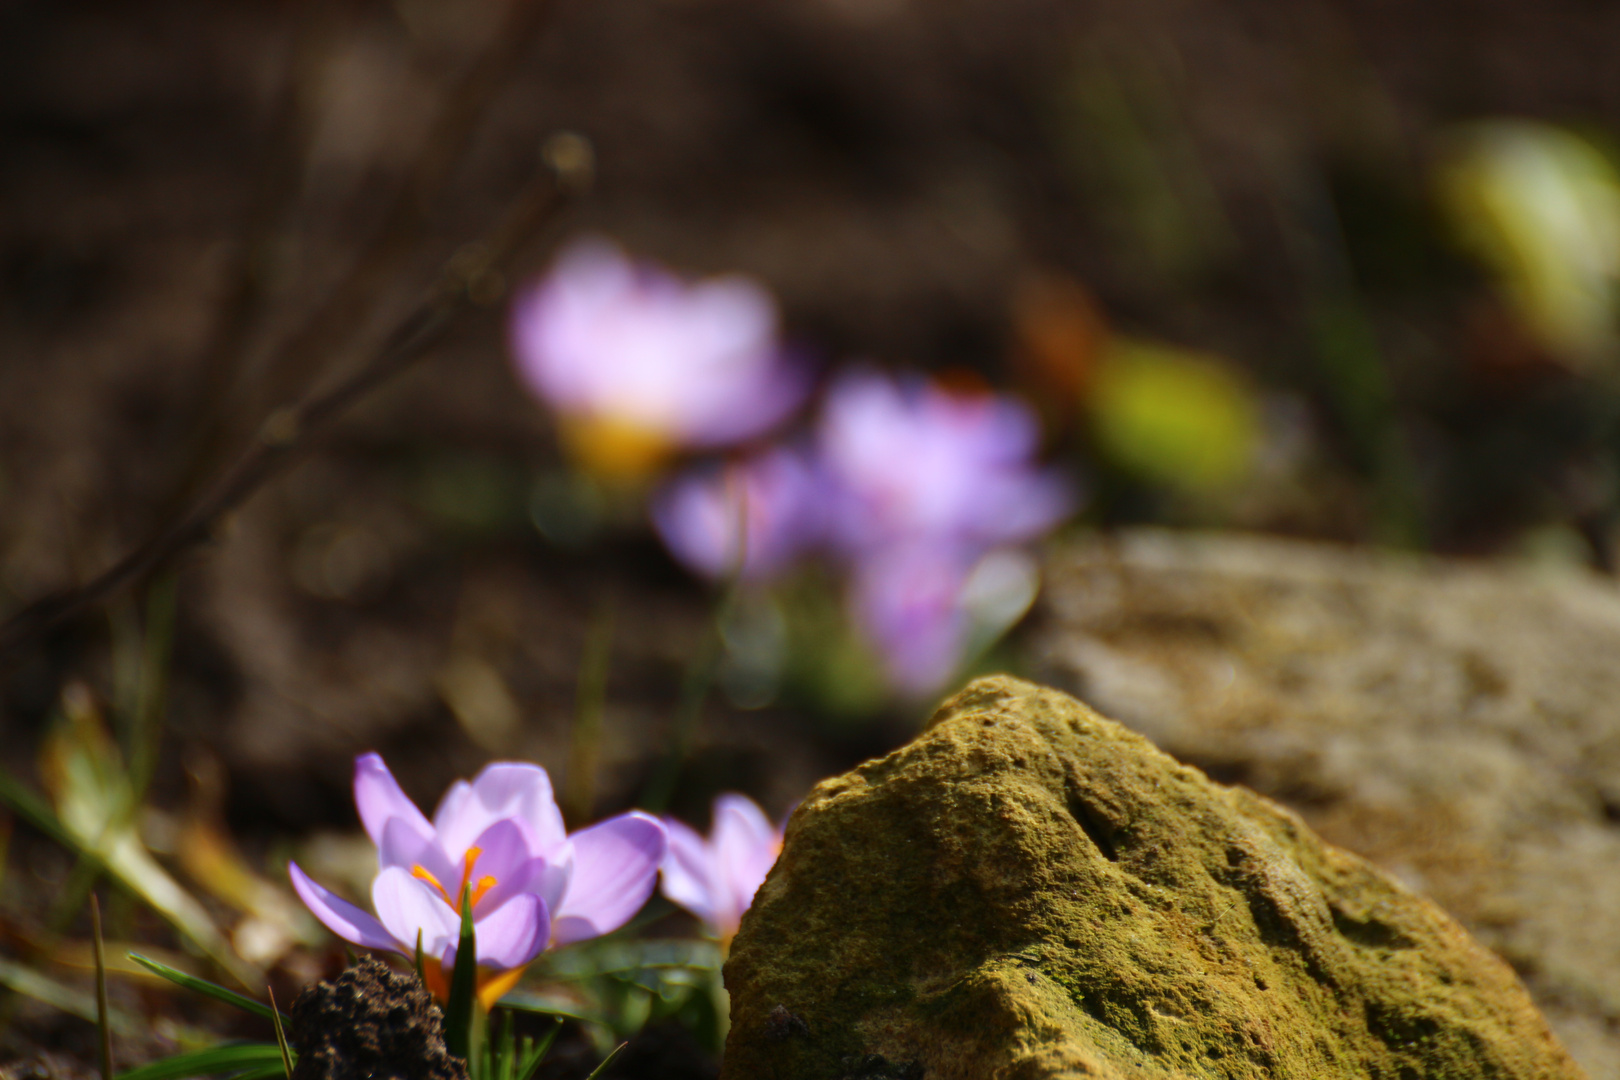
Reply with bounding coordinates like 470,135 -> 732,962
469,875 -> 497,908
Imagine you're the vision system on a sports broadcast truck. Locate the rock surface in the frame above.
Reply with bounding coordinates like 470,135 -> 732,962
1030,529 -> 1620,1075
721,676 -> 1583,1080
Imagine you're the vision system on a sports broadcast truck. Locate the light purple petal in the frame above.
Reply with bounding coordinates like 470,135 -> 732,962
712,795 -> 781,932
473,893 -> 551,969
434,763 -> 567,860
354,754 -> 434,848
553,812 -> 667,944
466,819 -> 537,883
658,817 -> 718,927
509,238 -> 802,449
379,816 -> 456,884
372,866 -> 460,958
463,819 -> 550,916
289,862 -> 399,952
650,447 -> 825,582
817,369 -> 1075,557
849,547 -> 974,697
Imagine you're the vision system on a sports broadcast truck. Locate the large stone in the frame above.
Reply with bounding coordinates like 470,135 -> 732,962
1030,529 -> 1620,1075
721,676 -> 1582,1080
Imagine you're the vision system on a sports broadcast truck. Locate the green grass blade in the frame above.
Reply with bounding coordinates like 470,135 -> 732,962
115,1043 -> 286,1080
581,1042 -> 627,1080
93,895 -> 114,1080
0,765 -> 79,850
267,987 -> 294,1080
513,1019 -> 562,1080
0,954 -> 140,1036
224,1066 -> 296,1080
443,885 -> 478,1062
493,992 -> 601,1024
127,954 -> 284,1023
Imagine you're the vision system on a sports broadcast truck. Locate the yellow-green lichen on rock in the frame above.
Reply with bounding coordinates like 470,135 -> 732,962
720,676 -> 1584,1080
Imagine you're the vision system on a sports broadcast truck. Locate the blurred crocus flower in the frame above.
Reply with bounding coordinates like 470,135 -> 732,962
510,239 -> 806,480
814,370 -> 1074,695
660,794 -> 782,945
816,370 -> 1073,558
290,754 -> 665,1010
849,545 -> 1042,698
650,446 -> 825,582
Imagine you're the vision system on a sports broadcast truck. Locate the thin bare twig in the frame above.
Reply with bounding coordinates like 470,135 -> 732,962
235,0 -> 566,430
0,154 -> 583,659
164,0 -> 565,546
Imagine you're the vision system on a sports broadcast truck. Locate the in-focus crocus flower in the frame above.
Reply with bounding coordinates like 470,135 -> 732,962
660,794 -> 782,946
290,754 -> 665,1009
510,238 -> 806,480
816,369 -> 1073,558
650,445 -> 825,582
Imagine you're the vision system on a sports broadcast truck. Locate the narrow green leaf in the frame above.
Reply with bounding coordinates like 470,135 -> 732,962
226,1066 -> 297,1080
582,1042 -> 627,1080
0,954 -> 139,1036
413,929 -> 425,986
0,765 -> 78,850
513,1019 -> 562,1080
93,895 -> 114,1080
493,992 -> 602,1025
443,884 -> 478,1062
115,1043 -> 285,1080
267,987 -> 294,1080
128,954 -> 285,1023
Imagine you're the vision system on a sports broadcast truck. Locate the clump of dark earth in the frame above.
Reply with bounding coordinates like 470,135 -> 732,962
288,957 -> 467,1080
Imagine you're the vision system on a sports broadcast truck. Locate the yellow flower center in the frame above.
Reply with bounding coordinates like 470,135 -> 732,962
559,415 -> 674,481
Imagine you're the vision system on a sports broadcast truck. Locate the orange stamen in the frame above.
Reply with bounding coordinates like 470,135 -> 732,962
411,865 -> 454,907
458,846 -> 484,908
412,847 -> 493,914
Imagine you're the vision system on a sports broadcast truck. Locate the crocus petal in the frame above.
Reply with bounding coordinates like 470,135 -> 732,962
373,866 -> 460,959
464,819 -> 548,916
552,812 -> 666,945
354,753 -> 435,848
289,862 -> 399,952
473,893 -> 551,969
713,795 -> 781,929
658,817 -> 719,928
435,763 -> 568,860
466,819 -> 537,884
379,816 -> 456,885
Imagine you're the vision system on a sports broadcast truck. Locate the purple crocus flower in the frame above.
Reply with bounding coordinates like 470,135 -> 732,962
510,239 -> 806,478
816,369 -> 1073,557
814,370 -> 1075,695
650,446 -> 825,582
660,794 -> 782,945
290,754 -> 665,1009
847,544 -> 976,698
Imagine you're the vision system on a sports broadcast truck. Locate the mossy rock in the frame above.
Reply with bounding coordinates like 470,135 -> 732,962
721,676 -> 1583,1080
